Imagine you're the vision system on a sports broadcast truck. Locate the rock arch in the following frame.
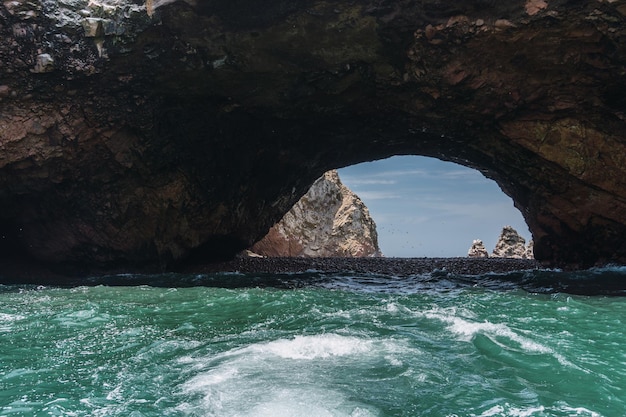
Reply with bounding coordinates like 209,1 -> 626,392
1,0 -> 626,269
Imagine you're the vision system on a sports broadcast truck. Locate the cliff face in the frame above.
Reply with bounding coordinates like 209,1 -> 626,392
2,0 -> 626,269
251,170 -> 382,258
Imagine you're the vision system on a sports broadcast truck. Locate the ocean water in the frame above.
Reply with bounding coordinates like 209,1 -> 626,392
1,267 -> 625,417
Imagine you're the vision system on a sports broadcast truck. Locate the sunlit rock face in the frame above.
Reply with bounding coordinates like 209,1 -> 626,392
1,0 -> 626,269
525,241 -> 535,260
468,229 -> 534,259
251,170 -> 382,258
468,240 -> 489,258
491,226 -> 532,259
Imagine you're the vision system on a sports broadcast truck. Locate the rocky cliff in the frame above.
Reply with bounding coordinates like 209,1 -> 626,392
2,0 -> 626,270
251,170 -> 382,257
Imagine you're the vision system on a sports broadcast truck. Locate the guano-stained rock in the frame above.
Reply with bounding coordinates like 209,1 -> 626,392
525,240 -> 535,260
492,226 -> 530,259
251,170 -> 382,258
1,0 -> 626,271
468,239 -> 489,258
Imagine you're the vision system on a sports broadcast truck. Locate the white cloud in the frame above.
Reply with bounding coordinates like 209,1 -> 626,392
439,169 -> 486,181
369,169 -> 430,178
356,191 -> 402,200
341,168 -> 429,181
342,179 -> 397,185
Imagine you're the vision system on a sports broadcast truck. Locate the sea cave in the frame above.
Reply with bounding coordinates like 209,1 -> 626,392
1,0 -> 626,270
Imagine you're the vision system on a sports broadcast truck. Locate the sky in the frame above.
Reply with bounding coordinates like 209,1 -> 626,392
337,155 -> 531,258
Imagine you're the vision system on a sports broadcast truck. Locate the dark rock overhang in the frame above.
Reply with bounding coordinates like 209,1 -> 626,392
1,0 -> 626,271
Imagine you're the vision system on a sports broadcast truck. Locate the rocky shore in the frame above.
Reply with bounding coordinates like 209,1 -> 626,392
0,256 -> 540,286
4,257 -> 626,295
184,256 -> 540,277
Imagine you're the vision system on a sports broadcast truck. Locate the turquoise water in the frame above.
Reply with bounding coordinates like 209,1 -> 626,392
1,268 -> 626,416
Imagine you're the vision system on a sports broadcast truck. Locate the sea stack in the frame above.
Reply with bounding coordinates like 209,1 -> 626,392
492,226 -> 532,259
468,239 -> 489,258
251,170 -> 382,257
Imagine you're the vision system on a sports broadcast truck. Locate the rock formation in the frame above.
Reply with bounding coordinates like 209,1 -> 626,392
525,240 -> 535,260
468,240 -> 489,258
469,227 -> 535,259
251,170 -> 382,257
1,0 -> 626,270
492,226 -> 530,259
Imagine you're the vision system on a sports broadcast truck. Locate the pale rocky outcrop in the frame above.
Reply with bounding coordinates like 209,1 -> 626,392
525,240 -> 535,260
468,228 -> 535,259
468,239 -> 489,258
491,226 -> 533,259
251,170 -> 382,258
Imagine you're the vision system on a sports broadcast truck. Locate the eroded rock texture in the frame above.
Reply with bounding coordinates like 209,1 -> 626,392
468,239 -> 489,258
251,170 -> 382,258
2,0 -> 626,269
492,226 -> 533,259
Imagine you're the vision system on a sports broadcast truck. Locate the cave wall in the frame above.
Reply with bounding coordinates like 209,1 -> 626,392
1,0 -> 626,269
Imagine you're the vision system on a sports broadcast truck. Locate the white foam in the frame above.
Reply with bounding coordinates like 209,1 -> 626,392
182,385 -> 379,417
177,334 -> 384,417
508,405 -> 545,417
0,312 -> 26,332
556,404 -> 601,417
252,333 -> 371,360
385,355 -> 403,366
240,388 -> 374,417
421,307 -> 552,354
474,403 -> 546,417
105,384 -> 123,401
458,320 -> 551,354
476,404 -> 505,416
183,366 -> 239,389
421,307 -> 585,372
0,312 -> 25,322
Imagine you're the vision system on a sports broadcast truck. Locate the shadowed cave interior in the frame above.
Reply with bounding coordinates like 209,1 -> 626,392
2,0 -> 626,272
